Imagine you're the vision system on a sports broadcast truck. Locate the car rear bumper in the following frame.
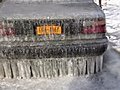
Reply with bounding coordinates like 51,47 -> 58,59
0,38 -> 108,59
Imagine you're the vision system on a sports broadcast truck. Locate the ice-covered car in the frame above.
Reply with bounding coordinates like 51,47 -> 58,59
0,0 -> 108,79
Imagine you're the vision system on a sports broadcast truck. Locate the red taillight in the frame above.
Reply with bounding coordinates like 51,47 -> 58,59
82,25 -> 106,34
0,22 -> 15,36
0,28 -> 15,36
82,19 -> 106,34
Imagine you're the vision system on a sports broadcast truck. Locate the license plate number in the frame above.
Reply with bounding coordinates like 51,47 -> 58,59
36,25 -> 62,35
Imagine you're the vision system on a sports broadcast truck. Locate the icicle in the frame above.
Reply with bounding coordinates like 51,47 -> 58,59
38,60 -> 44,77
86,58 -> 90,75
77,58 -> 82,76
45,59 -> 51,78
0,61 -> 5,79
47,59 -> 53,78
0,55 -> 104,79
73,58 -> 78,76
55,59 -> 59,77
99,56 -> 103,72
17,61 -> 26,79
95,57 -> 100,72
23,60 -> 31,79
30,60 -> 40,78
10,60 -> 19,78
83,59 -> 87,75
59,59 -> 63,77
67,58 -> 73,76
53,59 -> 58,77
89,58 -> 95,74
3,60 -> 12,78
61,58 -> 67,76
43,59 -> 48,78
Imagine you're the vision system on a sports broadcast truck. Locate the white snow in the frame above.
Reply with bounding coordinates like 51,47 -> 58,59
101,0 -> 120,52
102,0 -> 120,34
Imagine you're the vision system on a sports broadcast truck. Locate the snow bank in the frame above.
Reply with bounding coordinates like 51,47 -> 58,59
101,0 -> 120,53
102,0 -> 120,34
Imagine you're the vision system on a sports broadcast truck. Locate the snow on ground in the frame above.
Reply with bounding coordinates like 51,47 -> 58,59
102,0 -> 120,51
103,0 -> 120,34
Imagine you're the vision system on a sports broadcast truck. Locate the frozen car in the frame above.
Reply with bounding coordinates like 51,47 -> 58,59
0,0 -> 108,79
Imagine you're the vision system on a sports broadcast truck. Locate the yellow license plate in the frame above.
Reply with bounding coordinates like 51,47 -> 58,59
36,25 -> 62,35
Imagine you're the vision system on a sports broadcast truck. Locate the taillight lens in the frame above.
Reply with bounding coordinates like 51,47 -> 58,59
82,25 -> 106,34
82,19 -> 106,34
0,21 -> 15,36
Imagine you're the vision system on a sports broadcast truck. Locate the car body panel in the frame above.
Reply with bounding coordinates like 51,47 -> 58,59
0,1 -> 104,19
